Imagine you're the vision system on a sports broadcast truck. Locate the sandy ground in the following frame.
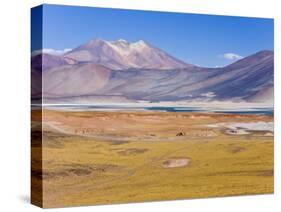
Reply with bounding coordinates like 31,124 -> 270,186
162,158 -> 190,168
31,109 -> 274,208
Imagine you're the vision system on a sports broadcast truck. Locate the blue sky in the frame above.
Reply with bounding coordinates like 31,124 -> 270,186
32,4 -> 274,67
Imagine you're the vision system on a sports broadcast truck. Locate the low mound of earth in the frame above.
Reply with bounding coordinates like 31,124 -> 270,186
162,158 -> 191,168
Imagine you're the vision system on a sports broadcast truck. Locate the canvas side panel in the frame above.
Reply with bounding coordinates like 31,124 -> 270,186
31,5 -> 43,208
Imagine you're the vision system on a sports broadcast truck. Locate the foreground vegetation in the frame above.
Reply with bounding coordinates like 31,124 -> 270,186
32,110 -> 273,208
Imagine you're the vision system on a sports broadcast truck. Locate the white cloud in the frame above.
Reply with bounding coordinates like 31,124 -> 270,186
43,48 -> 72,55
200,92 -> 216,98
32,48 -> 72,56
221,53 -> 244,61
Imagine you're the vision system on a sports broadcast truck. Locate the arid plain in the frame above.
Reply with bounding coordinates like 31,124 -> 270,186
31,108 -> 273,208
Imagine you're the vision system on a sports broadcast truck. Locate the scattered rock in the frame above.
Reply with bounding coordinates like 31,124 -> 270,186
226,129 -> 250,135
176,132 -> 186,136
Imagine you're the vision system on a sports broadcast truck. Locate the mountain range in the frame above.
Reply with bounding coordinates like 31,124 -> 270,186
64,39 -> 191,70
31,39 -> 274,104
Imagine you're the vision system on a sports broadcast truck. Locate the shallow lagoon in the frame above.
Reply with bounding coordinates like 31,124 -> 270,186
41,104 -> 274,116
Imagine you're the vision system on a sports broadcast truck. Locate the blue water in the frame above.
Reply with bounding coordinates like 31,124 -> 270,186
146,106 -> 273,115
41,105 -> 274,116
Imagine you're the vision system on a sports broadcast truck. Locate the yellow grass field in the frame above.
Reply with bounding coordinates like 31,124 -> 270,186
31,109 -> 273,208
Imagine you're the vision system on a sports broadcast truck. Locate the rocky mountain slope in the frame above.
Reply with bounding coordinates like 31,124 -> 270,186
64,39 -> 191,70
31,39 -> 274,104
